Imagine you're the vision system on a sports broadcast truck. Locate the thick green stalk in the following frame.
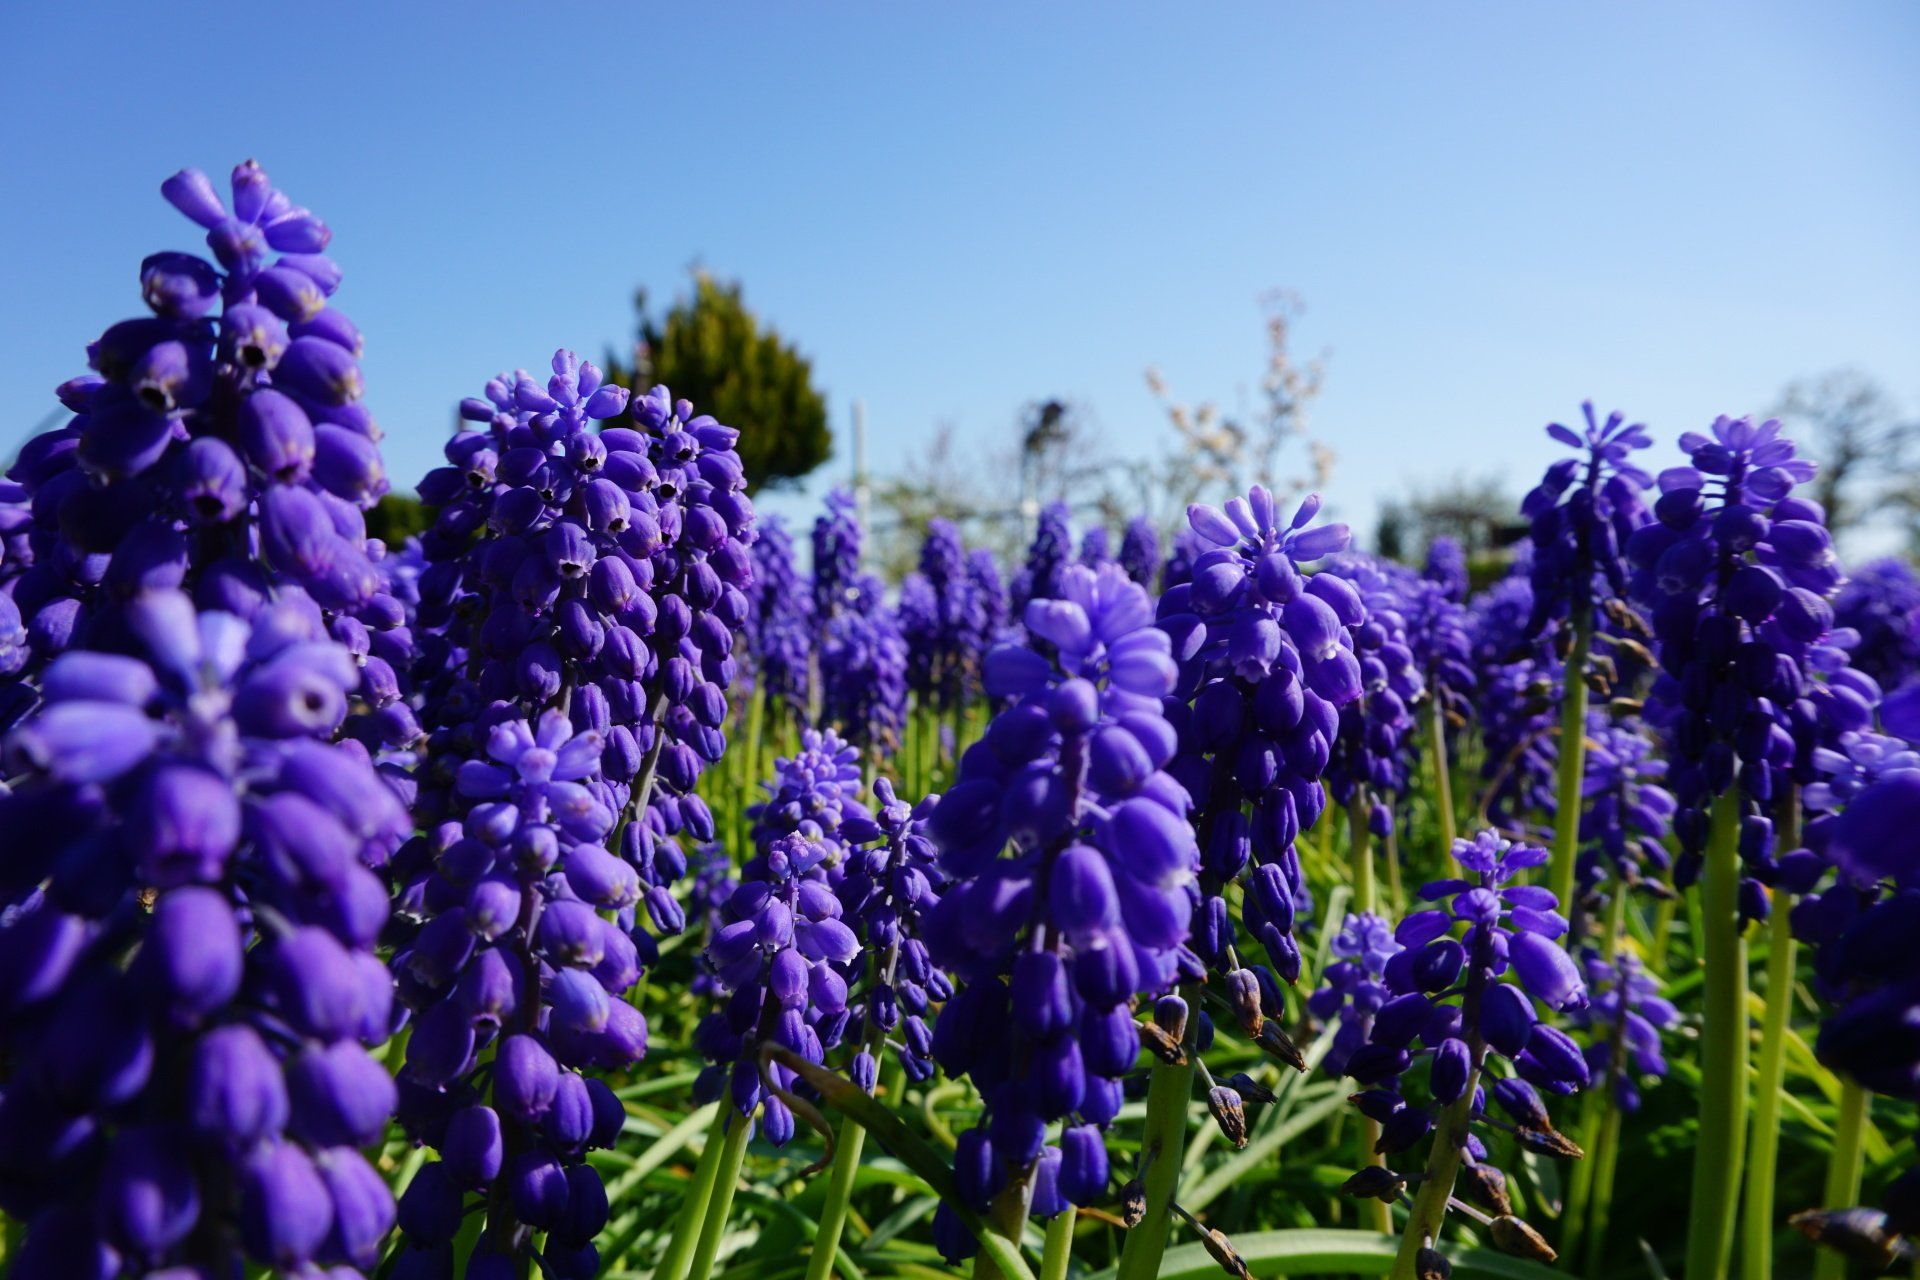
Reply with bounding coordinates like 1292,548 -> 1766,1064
1547,612 -> 1593,908
656,1105 -> 733,1280
1742,793 -> 1801,1280
1685,788 -> 1750,1280
687,1108 -> 755,1280
1812,1081 -> 1871,1280
971,1175 -> 1037,1280
803,1115 -> 871,1280
1115,982 -> 1200,1280
1348,797 -> 1375,915
1038,1208 -> 1076,1280
1428,694 -> 1456,852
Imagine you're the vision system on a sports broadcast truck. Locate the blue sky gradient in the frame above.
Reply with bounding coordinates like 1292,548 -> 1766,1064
3,3 -> 1916,545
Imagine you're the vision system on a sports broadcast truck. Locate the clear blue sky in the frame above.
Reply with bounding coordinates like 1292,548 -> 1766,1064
4,3 -> 1916,548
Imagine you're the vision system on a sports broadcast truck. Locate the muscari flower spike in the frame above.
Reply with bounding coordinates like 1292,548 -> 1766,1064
1011,500 -> 1073,619
1154,487 -> 1360,993
922,562 -> 1194,1260
1424,535 -> 1469,605
1522,402 -> 1654,644
0,588 -> 407,1280
745,515 -> 814,725
408,350 -> 755,942
1338,833 -> 1589,1235
1119,515 -> 1161,591
4,160 -> 414,751
384,709 -> 641,1280
1627,414 -> 1841,890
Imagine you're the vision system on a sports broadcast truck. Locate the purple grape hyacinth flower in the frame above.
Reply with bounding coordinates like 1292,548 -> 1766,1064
922,562 -> 1194,1258
0,588 -> 404,1278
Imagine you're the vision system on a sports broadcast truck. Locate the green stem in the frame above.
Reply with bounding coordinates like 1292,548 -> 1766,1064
657,1105 -> 733,1280
1358,1119 -> 1391,1235
971,1174 -> 1037,1280
1561,880 -> 1629,1262
1349,797 -> 1375,915
1347,791 -> 1388,1238
1115,982 -> 1199,1280
804,1115 -> 871,1280
1428,694 -> 1456,853
1812,1081 -> 1870,1280
1038,1208 -> 1076,1280
1649,894 -> 1678,972
1685,788 -> 1751,1280
687,1107 -> 754,1280
1742,792 -> 1801,1280
1390,1039 -> 1485,1276
1547,612 -> 1593,909
1581,1101 -> 1626,1277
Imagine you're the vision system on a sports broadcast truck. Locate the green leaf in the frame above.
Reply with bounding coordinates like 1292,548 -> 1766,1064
761,1044 -> 1037,1280
1090,1228 -> 1566,1279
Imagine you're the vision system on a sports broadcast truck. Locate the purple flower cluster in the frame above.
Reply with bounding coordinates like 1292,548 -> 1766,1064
2,162 -> 413,750
1155,488 -> 1361,983
1119,516 -> 1161,590
1403,577 -> 1477,730
966,547 -> 1011,660
811,487 -> 861,620
1523,403 -> 1653,643
745,515 -> 813,724
836,778 -> 950,1087
1627,416 -> 1841,885
1322,554 -> 1425,837
1468,568 -> 1562,838
1011,500 -> 1073,619
0,589 -> 407,1278
821,573 -> 909,752
1341,833 -> 1588,1206
1306,913 -> 1403,1074
410,352 -> 755,930
693,834 -> 860,1147
748,726 -> 878,856
1832,557 -> 1920,692
1573,719 -> 1677,898
1079,526 -> 1113,568
900,519 -> 989,709
923,563 -> 1193,1255
1567,950 -> 1677,1112
385,709 -> 642,1279
1814,887 -> 1920,1103
1424,536 -> 1469,605
807,496 -> 907,750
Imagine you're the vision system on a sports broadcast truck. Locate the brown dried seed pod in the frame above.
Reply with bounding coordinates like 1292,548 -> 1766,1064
1489,1215 -> 1557,1264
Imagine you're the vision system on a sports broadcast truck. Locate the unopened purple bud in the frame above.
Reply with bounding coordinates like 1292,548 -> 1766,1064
442,1105 -> 504,1189
286,1040 -> 397,1148
494,1034 -> 560,1122
239,1141 -> 333,1269
1508,933 -> 1586,1012
136,885 -> 242,1022
99,1126 -> 201,1258
508,1150 -> 570,1231
275,336 -> 363,405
